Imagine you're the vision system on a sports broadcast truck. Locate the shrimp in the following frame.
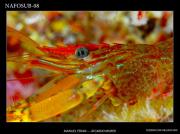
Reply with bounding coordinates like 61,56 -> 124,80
6,26 -> 173,122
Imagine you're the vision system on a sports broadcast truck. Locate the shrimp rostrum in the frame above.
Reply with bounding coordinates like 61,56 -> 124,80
6,27 -> 173,122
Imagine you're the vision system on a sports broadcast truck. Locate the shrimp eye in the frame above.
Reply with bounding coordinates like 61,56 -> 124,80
75,47 -> 89,58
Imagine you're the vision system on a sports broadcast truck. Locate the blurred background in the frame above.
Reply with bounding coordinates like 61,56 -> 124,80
7,11 -> 173,46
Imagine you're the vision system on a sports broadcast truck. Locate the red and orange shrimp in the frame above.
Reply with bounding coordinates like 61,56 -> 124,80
6,26 -> 173,122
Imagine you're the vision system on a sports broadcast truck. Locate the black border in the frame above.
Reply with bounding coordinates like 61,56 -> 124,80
1,0 -> 178,10
0,0 -> 179,133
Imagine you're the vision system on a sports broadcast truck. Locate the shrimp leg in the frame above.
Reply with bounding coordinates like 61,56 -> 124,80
7,75 -> 84,122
